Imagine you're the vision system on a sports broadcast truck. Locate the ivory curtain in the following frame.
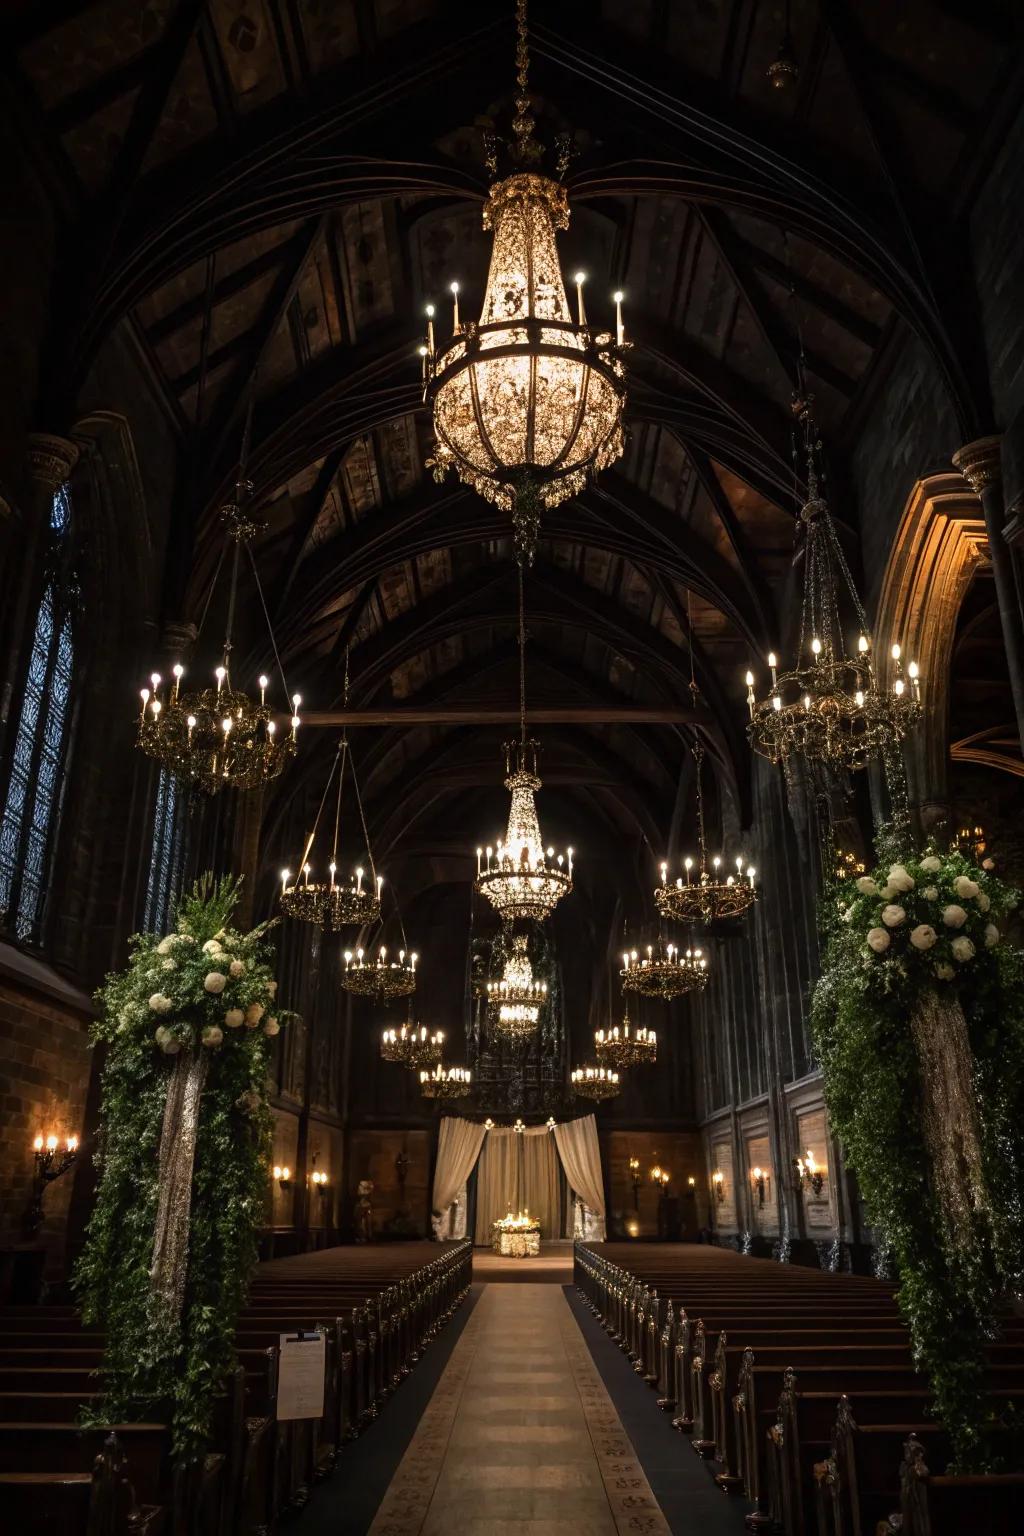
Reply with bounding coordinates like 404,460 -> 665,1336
522,1127 -> 562,1239
553,1114 -> 606,1240
432,1117 -> 486,1238
473,1126 -> 563,1242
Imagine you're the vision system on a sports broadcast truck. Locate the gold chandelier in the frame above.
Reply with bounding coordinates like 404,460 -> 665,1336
475,569 -> 573,923
745,398 -> 921,771
420,1064 -> 472,1101
487,932 -> 547,1041
137,489 -> 300,794
423,0 -> 627,562
280,729 -> 381,931
571,1064 -> 621,1102
342,944 -> 418,1001
620,941 -> 709,1000
381,1021 -> 446,1069
595,1011 -> 657,1071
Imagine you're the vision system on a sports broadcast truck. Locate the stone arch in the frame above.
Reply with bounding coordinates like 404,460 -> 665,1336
873,473 -> 988,832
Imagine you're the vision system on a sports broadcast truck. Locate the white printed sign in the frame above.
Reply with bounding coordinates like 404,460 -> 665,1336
277,1329 -> 326,1421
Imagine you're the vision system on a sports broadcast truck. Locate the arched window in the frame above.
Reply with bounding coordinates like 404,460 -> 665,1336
0,485 -> 77,942
143,767 -> 186,934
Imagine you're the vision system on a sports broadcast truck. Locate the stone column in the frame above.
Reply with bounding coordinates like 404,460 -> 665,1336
0,433 -> 79,734
952,436 -> 1024,753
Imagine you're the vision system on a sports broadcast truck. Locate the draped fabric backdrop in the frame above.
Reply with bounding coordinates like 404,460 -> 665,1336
432,1117 -> 486,1239
431,1115 -> 603,1243
553,1114 -> 607,1239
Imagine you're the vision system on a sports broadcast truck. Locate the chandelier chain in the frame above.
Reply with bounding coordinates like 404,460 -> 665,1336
518,561 -> 527,746
242,540 -> 293,711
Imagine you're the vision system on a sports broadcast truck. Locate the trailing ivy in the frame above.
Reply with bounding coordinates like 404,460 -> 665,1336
811,838 -> 1024,1470
75,877 -> 286,1455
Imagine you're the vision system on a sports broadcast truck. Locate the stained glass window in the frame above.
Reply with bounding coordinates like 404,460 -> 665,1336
0,485 -> 76,941
144,767 -> 185,934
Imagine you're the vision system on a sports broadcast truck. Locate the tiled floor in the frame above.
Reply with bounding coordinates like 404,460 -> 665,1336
368,1283 -> 671,1535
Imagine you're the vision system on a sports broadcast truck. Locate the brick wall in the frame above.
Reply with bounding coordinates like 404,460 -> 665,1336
0,945 -> 93,1278
603,1128 -> 703,1240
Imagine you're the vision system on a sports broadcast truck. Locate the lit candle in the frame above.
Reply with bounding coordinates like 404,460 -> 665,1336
66,1135 -> 78,1152
267,720 -> 276,739
745,669 -> 755,717
450,280 -> 460,331
222,716 -> 232,736
355,866 -> 363,895
567,845 -> 574,877
476,846 -> 483,877
811,637 -> 822,656
215,665 -> 226,695
187,714 -> 197,742
377,874 -> 383,898
46,1134 -> 57,1151
140,687 -> 150,719
573,271 -> 587,326
329,861 -> 336,888
684,856 -> 693,882
302,862 -> 311,887
613,289 -> 625,346
151,673 -> 161,694
281,868 -> 290,893
768,651 -> 778,687
172,663 -> 183,701
33,1134 -> 43,1152
258,674 -> 268,705
425,303 -> 435,355
151,699 -> 161,718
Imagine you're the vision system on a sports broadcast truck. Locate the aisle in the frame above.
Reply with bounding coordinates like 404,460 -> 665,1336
471,1237 -> 574,1283
368,1282 -> 671,1535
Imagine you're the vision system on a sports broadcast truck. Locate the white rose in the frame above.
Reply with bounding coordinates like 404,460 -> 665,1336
245,1002 -> 265,1025
984,923 -> 1000,948
951,936 -> 975,963
920,856 -> 941,874
888,865 -> 915,893
942,905 -> 967,929
882,904 -> 906,928
156,936 -> 175,954
229,959 -> 245,977
202,939 -> 221,955
204,971 -> 227,994
154,1025 -> 170,1044
923,886 -> 939,901
934,962 -> 955,981
910,924 -> 937,950
954,876 -> 979,900
162,958 -> 176,971
855,877 -> 878,896
149,993 -> 172,1014
976,891 -> 991,913
225,1007 -> 245,1028
202,1025 -> 224,1048
866,927 -> 890,953
267,980 -> 278,997
162,1036 -> 182,1055
982,858 -> 995,871
263,1017 -> 280,1037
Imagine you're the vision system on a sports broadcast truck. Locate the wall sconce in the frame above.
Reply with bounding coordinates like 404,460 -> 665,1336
310,1169 -> 329,1196
24,1132 -> 79,1238
686,1175 -> 696,1199
272,1164 -> 292,1189
711,1170 -> 725,1203
650,1164 -> 670,1190
629,1156 -> 642,1209
751,1165 -> 768,1207
794,1150 -> 825,1197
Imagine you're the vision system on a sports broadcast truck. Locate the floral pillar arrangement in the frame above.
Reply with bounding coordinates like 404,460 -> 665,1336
812,840 -> 1024,1469
75,876 -> 290,1453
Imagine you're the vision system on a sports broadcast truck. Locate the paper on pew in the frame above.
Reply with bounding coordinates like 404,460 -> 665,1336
278,1329 -> 326,1421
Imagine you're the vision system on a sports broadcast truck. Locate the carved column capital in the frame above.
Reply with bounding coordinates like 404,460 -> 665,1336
952,435 -> 1002,494
27,433 -> 80,494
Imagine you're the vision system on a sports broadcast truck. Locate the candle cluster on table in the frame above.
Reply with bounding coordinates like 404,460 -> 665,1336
620,942 -> 709,1000
341,945 -> 419,1000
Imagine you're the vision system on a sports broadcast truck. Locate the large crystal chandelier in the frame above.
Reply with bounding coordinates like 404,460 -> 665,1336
745,397 -> 921,771
487,932 -> 547,1041
475,568 -> 573,922
620,941 -> 709,1000
423,0 -> 627,562
280,730 -> 382,931
136,485 -> 300,794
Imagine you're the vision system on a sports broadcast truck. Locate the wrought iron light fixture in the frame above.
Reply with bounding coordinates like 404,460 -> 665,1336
487,932 -> 547,1041
381,1022 -> 446,1069
620,941 -> 708,1000
745,398 -> 921,772
794,1150 -> 826,1197
419,1064 -> 473,1100
475,568 -> 573,922
280,660 -> 382,929
712,1170 -> 725,1203
342,945 -> 418,1001
423,0 -> 627,562
570,1064 -> 621,1102
594,1011 -> 657,1071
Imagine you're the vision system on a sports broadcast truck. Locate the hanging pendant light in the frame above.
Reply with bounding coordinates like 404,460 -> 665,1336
475,565 -> 573,922
423,0 -> 627,562
620,941 -> 708,1001
570,1064 -> 621,1102
595,1007 -> 657,1070
381,1016 -> 446,1069
487,931 -> 547,1041
419,1064 -> 473,1101
342,944 -> 418,1002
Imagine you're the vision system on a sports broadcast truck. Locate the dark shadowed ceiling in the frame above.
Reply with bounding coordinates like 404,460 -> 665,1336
7,0 -> 1020,950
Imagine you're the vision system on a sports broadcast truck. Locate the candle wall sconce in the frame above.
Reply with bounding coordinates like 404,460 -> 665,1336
310,1169 -> 329,1197
23,1132 -> 79,1238
686,1175 -> 696,1199
711,1170 -> 725,1203
751,1166 -> 769,1207
629,1156 -> 642,1209
272,1164 -> 292,1189
794,1150 -> 826,1197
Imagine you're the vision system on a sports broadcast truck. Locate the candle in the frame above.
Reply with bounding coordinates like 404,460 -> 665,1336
613,289 -> 624,346
745,669 -> 755,717
66,1135 -> 78,1152
33,1134 -> 43,1152
355,867 -> 363,895
450,280 -> 460,331
329,862 -> 336,888
172,663 -> 183,700
281,868 -> 290,893
46,1134 -> 57,1151
258,674 -> 268,705
215,665 -> 225,695
140,687 -> 150,719
574,271 -> 587,326
767,651 -> 778,687
425,303 -> 435,355
187,714 -> 197,741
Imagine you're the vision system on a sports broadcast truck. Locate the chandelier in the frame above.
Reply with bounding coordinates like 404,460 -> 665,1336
420,1064 -> 472,1101
137,488 -> 299,794
341,945 -> 418,1001
621,941 -> 709,1000
487,932 -> 547,1041
475,569 -> 573,923
422,0 -> 627,562
381,1022 -> 446,1069
280,722 -> 382,930
571,1064 -> 621,1102
595,1012 -> 657,1071
745,398 -> 921,771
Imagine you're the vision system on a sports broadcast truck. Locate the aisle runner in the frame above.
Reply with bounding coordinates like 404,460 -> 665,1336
368,1284 -> 670,1536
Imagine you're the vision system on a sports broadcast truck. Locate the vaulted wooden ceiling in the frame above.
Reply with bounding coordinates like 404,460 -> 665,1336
8,0 -> 1020,904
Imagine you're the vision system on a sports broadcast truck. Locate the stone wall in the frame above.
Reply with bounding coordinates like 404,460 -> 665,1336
346,1128 -> 432,1240
602,1128 -> 703,1241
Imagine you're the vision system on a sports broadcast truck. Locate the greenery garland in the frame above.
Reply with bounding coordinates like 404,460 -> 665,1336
811,837 -> 1024,1469
75,876 -> 288,1455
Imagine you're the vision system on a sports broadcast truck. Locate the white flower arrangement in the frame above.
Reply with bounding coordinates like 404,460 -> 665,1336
882,904 -> 906,927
